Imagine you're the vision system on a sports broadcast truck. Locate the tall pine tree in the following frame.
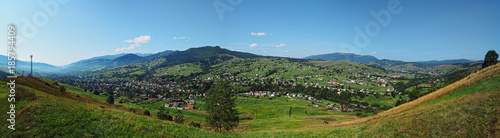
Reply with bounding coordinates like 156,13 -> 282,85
205,80 -> 239,133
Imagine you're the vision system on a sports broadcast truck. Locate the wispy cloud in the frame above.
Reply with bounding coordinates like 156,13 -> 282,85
173,36 -> 190,40
394,49 -> 411,53
251,32 -> 268,36
116,35 -> 152,52
249,43 -> 258,47
272,43 -> 287,48
371,52 -> 377,54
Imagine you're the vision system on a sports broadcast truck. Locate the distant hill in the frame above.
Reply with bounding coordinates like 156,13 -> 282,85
304,53 -> 483,72
59,50 -> 177,73
144,50 -> 177,60
113,54 -> 146,66
157,46 -> 262,68
67,53 -> 129,65
304,52 -> 378,63
366,59 -> 434,72
1,48 -> 485,74
0,55 -> 61,73
60,54 -> 146,73
416,59 -> 482,66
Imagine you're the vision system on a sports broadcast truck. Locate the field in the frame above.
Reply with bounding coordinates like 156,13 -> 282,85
235,96 -> 357,132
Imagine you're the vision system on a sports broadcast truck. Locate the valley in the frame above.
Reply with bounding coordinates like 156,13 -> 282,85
2,1 -> 498,137
2,46 -> 496,137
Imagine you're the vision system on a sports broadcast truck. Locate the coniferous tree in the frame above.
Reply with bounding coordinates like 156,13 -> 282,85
205,80 -> 239,133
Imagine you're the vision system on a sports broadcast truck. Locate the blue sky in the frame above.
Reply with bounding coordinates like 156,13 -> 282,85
1,0 -> 499,66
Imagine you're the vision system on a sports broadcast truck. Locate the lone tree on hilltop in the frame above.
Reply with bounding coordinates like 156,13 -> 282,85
205,80 -> 239,133
483,50 -> 499,69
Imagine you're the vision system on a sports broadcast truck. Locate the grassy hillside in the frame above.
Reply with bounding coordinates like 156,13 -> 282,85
240,64 -> 500,137
0,77 -> 222,137
2,63 -> 499,137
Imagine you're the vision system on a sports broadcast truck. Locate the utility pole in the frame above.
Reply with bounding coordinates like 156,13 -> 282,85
30,55 -> 33,77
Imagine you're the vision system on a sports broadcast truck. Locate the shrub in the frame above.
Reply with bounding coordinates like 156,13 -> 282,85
355,112 -> 363,116
59,86 -> 66,92
143,110 -> 151,115
106,95 -> 114,104
157,107 -> 173,121
189,121 -> 201,128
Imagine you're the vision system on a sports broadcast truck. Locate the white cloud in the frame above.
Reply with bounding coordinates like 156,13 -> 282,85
173,36 -> 190,40
249,43 -> 258,48
285,50 -> 289,53
251,32 -> 267,36
272,43 -> 287,48
371,52 -> 377,54
457,54 -> 460,56
123,35 -> 151,44
116,35 -> 152,52
123,39 -> 133,43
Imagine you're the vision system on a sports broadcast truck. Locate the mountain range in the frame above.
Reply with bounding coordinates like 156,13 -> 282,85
0,50 -> 177,73
0,47 -> 483,74
304,52 -> 379,63
305,52 -> 482,72
305,52 -> 481,65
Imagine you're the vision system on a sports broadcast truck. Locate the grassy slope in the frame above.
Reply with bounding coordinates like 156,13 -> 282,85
2,64 -> 499,137
239,64 -> 500,137
0,77 -> 222,137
